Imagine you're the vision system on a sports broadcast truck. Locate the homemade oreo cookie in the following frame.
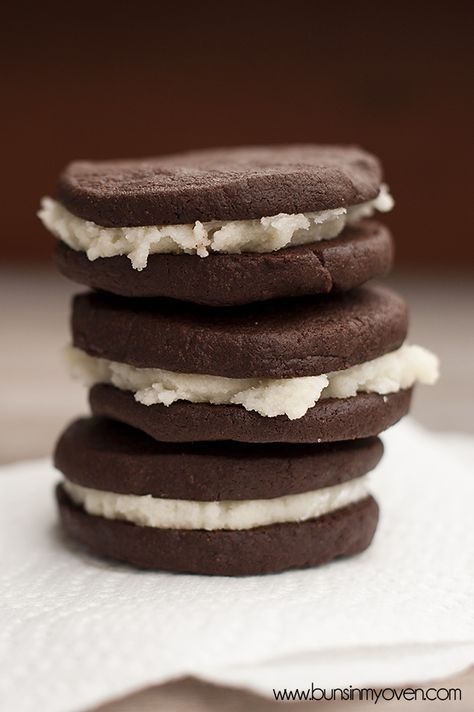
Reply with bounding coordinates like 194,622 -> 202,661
67,285 -> 437,442
55,417 -> 381,574
40,145 -> 394,305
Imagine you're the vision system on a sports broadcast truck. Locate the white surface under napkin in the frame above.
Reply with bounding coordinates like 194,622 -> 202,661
1,419 -> 473,712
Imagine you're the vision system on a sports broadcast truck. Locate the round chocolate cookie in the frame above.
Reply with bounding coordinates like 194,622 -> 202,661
57,145 -> 382,226
55,417 -> 383,500
72,285 -> 408,378
55,220 -> 392,306
89,385 -> 412,443
56,485 -> 379,575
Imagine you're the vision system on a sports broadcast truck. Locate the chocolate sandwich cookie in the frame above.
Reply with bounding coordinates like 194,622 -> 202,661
71,285 -> 408,377
55,417 -> 384,499
66,282 -> 439,443
67,282 -> 439,443
39,145 -> 394,306
54,220 -> 393,306
55,416 -> 383,573
56,485 -> 379,575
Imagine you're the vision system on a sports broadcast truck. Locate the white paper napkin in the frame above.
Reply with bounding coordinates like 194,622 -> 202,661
1,419 -> 473,712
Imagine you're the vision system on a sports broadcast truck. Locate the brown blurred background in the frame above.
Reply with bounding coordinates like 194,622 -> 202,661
2,0 -> 474,266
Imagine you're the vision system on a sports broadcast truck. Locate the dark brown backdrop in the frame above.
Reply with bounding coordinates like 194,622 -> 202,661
3,1 -> 473,266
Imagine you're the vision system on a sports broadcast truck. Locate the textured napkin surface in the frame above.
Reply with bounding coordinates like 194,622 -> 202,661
1,419 -> 473,712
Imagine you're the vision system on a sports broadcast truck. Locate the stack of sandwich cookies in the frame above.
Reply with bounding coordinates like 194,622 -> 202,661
40,145 -> 439,575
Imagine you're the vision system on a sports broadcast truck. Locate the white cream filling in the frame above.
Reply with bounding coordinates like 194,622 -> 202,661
63,475 -> 370,531
66,343 -> 439,420
38,186 -> 393,270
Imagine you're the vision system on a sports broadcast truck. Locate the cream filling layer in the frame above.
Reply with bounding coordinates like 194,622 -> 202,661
38,186 -> 393,270
62,475 -> 370,531
66,343 -> 439,420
